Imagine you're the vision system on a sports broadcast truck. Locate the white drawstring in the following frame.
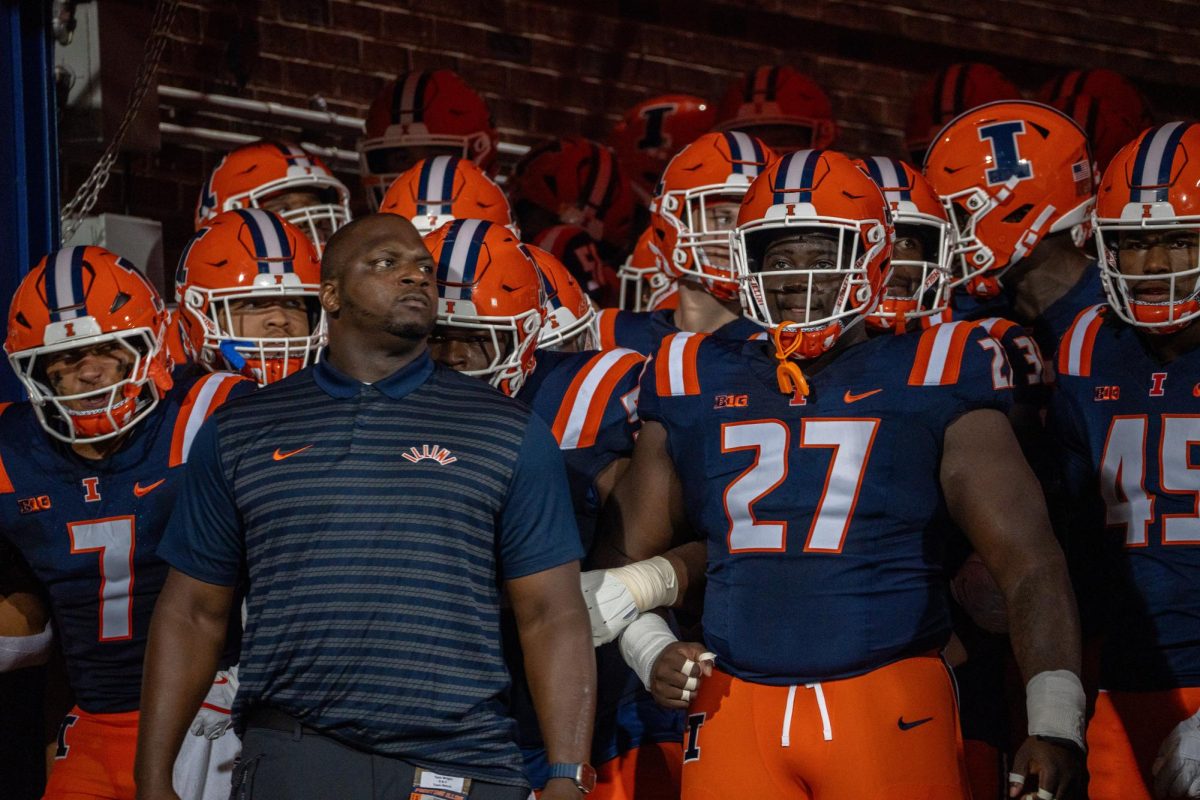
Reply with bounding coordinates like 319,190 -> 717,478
806,682 -> 833,741
782,685 -> 797,747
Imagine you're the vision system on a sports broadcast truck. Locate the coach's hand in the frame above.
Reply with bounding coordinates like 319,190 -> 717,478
648,641 -> 713,710
1153,712 -> 1200,799
1008,736 -> 1085,800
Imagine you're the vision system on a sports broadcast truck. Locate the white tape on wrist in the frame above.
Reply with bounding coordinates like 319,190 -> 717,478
618,613 -> 678,691
608,556 -> 679,612
1026,669 -> 1086,751
0,622 -> 54,672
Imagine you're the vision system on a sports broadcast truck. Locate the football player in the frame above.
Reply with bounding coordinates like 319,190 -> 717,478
176,209 -> 325,387
924,100 -> 1102,354
858,154 -> 1048,800
378,154 -> 517,236
590,150 -> 1085,799
195,139 -> 351,255
712,66 -> 836,154
1051,121 -> 1200,800
536,223 -> 622,308
597,132 -> 775,355
424,219 -> 681,799
614,226 -> 678,316
358,69 -> 499,208
0,246 -> 252,800
535,244 -> 599,354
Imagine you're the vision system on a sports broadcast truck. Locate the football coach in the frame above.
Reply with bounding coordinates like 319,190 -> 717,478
136,214 -> 596,800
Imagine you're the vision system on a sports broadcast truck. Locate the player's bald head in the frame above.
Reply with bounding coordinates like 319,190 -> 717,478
321,214 -> 427,283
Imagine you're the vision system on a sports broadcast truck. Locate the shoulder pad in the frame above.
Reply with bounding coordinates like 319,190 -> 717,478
0,403 -> 12,493
654,332 -> 707,397
550,348 -> 645,449
596,308 -> 622,350
907,321 -> 980,387
169,372 -> 250,467
1057,305 -> 1107,378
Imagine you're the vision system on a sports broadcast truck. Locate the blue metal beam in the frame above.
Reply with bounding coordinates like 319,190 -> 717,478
0,0 -> 60,401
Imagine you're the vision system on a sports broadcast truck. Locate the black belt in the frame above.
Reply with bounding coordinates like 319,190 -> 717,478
244,706 -> 324,738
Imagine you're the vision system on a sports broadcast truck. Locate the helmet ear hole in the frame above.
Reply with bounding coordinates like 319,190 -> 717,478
1003,203 -> 1034,224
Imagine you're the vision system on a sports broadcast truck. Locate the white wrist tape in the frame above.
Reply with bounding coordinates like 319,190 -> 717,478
0,622 -> 53,672
1026,670 -> 1086,751
608,556 -> 679,612
618,613 -> 678,691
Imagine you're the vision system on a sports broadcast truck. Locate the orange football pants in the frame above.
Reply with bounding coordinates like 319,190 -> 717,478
43,706 -> 138,800
680,655 -> 970,800
591,740 -> 683,800
1087,687 -> 1200,800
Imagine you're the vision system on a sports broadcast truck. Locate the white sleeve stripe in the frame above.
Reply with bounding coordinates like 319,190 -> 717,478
921,321 -> 963,385
559,349 -> 632,449
180,375 -> 234,463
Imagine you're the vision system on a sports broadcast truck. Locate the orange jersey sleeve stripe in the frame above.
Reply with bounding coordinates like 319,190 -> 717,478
908,321 -> 974,386
655,332 -> 704,397
1057,305 -> 1106,378
0,403 -> 13,493
169,373 -> 245,467
978,316 -> 1019,339
597,309 -> 620,350
551,349 -> 644,449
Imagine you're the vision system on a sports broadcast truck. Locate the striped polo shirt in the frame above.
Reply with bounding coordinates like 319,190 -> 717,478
159,351 -> 583,787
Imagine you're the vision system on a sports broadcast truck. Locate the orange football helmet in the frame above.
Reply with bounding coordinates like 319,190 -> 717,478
523,243 -> 598,351
425,219 -> 545,395
379,155 -> 517,236
733,149 -> 893,360
651,131 -> 776,301
713,66 -> 836,153
5,246 -> 173,444
1037,68 -> 1153,173
1095,122 -> 1200,332
533,224 -> 620,307
195,140 -> 351,255
905,63 -> 1020,164
618,226 -> 676,312
175,209 -> 324,386
856,156 -> 953,331
508,137 -> 635,249
607,94 -> 717,203
359,70 -> 499,209
924,100 -> 1096,298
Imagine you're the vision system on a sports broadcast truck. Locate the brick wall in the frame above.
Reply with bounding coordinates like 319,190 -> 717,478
61,0 -> 1200,285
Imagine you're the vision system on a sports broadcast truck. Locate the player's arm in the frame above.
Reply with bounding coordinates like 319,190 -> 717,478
583,421 -> 707,645
0,548 -> 53,670
507,563 -> 594,799
135,570 -> 234,800
941,407 -> 1085,799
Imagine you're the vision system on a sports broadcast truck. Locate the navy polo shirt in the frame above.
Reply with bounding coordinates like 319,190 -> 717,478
159,351 -> 583,787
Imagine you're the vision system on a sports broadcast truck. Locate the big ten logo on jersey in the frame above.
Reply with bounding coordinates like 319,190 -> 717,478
81,477 -> 101,502
683,713 -> 706,762
979,121 -> 1034,186
714,393 -> 749,409
18,494 -> 52,514
1100,415 -> 1200,547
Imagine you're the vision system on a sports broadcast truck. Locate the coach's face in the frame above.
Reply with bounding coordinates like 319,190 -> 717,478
322,215 -> 437,341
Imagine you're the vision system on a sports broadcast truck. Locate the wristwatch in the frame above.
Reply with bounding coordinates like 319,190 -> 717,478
546,762 -> 596,794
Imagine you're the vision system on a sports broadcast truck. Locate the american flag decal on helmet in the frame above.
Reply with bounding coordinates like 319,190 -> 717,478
402,444 -> 458,465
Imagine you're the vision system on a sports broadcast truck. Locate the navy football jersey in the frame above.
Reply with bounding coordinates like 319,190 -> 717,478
1051,306 -> 1200,690
640,322 -> 1013,683
0,369 -> 250,713
511,346 -> 681,782
596,308 -> 766,356
1034,261 -> 1105,358
516,347 -> 645,550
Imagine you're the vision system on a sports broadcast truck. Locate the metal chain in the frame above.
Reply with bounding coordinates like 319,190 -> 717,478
60,0 -> 181,242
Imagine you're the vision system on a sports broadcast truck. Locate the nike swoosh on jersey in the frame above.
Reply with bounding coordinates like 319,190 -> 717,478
897,716 -> 934,731
843,388 -> 883,404
273,445 -> 314,461
132,479 -> 166,497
